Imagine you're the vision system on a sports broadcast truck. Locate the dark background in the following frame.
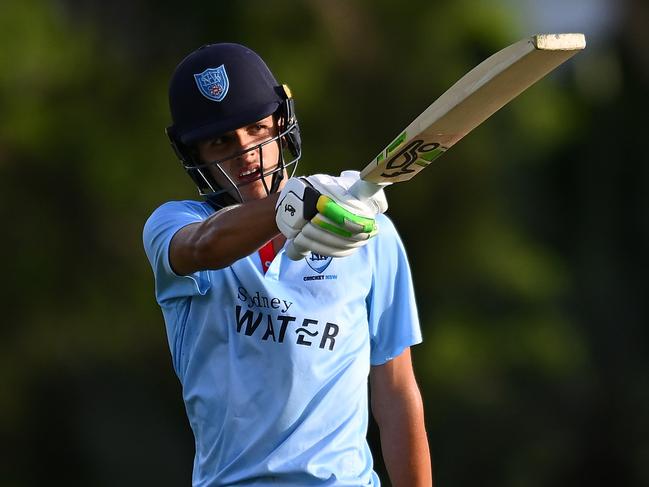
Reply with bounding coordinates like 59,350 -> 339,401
1,0 -> 647,485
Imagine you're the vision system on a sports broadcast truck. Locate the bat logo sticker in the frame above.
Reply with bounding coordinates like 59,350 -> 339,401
381,140 -> 443,178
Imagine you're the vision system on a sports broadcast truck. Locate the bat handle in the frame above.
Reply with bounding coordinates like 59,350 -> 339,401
349,178 -> 386,200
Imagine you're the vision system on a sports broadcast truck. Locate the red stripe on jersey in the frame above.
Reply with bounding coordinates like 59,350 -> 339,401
258,241 -> 276,274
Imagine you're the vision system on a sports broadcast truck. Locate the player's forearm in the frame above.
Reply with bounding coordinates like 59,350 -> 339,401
376,387 -> 432,486
171,194 -> 281,274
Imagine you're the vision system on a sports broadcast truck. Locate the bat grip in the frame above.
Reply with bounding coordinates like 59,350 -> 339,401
349,179 -> 385,200
284,179 -> 387,261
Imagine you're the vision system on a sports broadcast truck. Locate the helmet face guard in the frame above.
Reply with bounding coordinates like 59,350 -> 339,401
166,43 -> 302,207
168,98 -> 301,205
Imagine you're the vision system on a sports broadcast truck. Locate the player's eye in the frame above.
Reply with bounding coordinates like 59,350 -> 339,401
208,136 -> 227,146
250,122 -> 269,133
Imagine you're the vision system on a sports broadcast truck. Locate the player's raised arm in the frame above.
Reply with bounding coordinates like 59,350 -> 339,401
169,193 -> 280,275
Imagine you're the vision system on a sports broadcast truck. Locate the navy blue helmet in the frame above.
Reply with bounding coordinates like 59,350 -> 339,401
166,43 -> 301,205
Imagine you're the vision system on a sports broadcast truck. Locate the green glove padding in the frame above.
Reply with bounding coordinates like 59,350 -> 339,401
311,195 -> 378,238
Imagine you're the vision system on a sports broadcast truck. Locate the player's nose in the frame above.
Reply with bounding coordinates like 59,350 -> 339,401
231,129 -> 257,151
231,130 -> 259,160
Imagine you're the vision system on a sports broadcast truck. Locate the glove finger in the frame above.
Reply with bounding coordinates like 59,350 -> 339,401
316,196 -> 377,234
302,223 -> 368,249
308,215 -> 372,242
294,232 -> 358,258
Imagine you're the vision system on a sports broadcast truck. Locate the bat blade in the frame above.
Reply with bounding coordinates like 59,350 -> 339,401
285,34 -> 586,260
357,33 -> 586,186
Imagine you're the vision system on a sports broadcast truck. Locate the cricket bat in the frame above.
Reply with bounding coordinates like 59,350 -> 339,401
286,33 -> 586,260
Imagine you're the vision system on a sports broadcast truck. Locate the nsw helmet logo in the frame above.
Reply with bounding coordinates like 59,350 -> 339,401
194,65 -> 229,102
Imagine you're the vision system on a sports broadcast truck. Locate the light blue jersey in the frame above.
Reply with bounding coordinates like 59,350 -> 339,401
143,200 -> 422,486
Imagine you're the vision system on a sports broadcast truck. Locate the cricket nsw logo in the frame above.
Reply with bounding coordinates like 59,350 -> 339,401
194,65 -> 229,102
306,253 -> 332,274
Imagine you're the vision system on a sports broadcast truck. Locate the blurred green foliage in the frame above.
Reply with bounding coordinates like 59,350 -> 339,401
1,0 -> 647,486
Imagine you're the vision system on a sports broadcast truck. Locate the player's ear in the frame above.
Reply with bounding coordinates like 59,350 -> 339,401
272,114 -> 285,148
273,112 -> 283,131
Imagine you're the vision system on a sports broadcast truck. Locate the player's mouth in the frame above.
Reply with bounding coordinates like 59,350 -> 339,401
237,165 -> 261,184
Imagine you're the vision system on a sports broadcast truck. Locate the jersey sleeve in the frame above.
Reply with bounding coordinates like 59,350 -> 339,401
367,214 -> 422,366
143,201 -> 212,303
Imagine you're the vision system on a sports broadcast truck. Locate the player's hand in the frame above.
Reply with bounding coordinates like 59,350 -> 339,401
306,171 -> 388,218
297,171 -> 388,257
275,171 -> 388,259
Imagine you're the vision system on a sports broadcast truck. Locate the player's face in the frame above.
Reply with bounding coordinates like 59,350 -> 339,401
197,115 -> 284,202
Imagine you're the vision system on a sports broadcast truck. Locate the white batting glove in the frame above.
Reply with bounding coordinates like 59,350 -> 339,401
306,171 -> 388,217
275,171 -> 388,259
275,177 -> 320,239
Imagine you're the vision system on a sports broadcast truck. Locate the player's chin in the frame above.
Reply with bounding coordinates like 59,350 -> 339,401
238,180 -> 271,201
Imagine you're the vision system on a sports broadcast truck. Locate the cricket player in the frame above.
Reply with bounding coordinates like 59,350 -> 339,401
143,43 -> 431,486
